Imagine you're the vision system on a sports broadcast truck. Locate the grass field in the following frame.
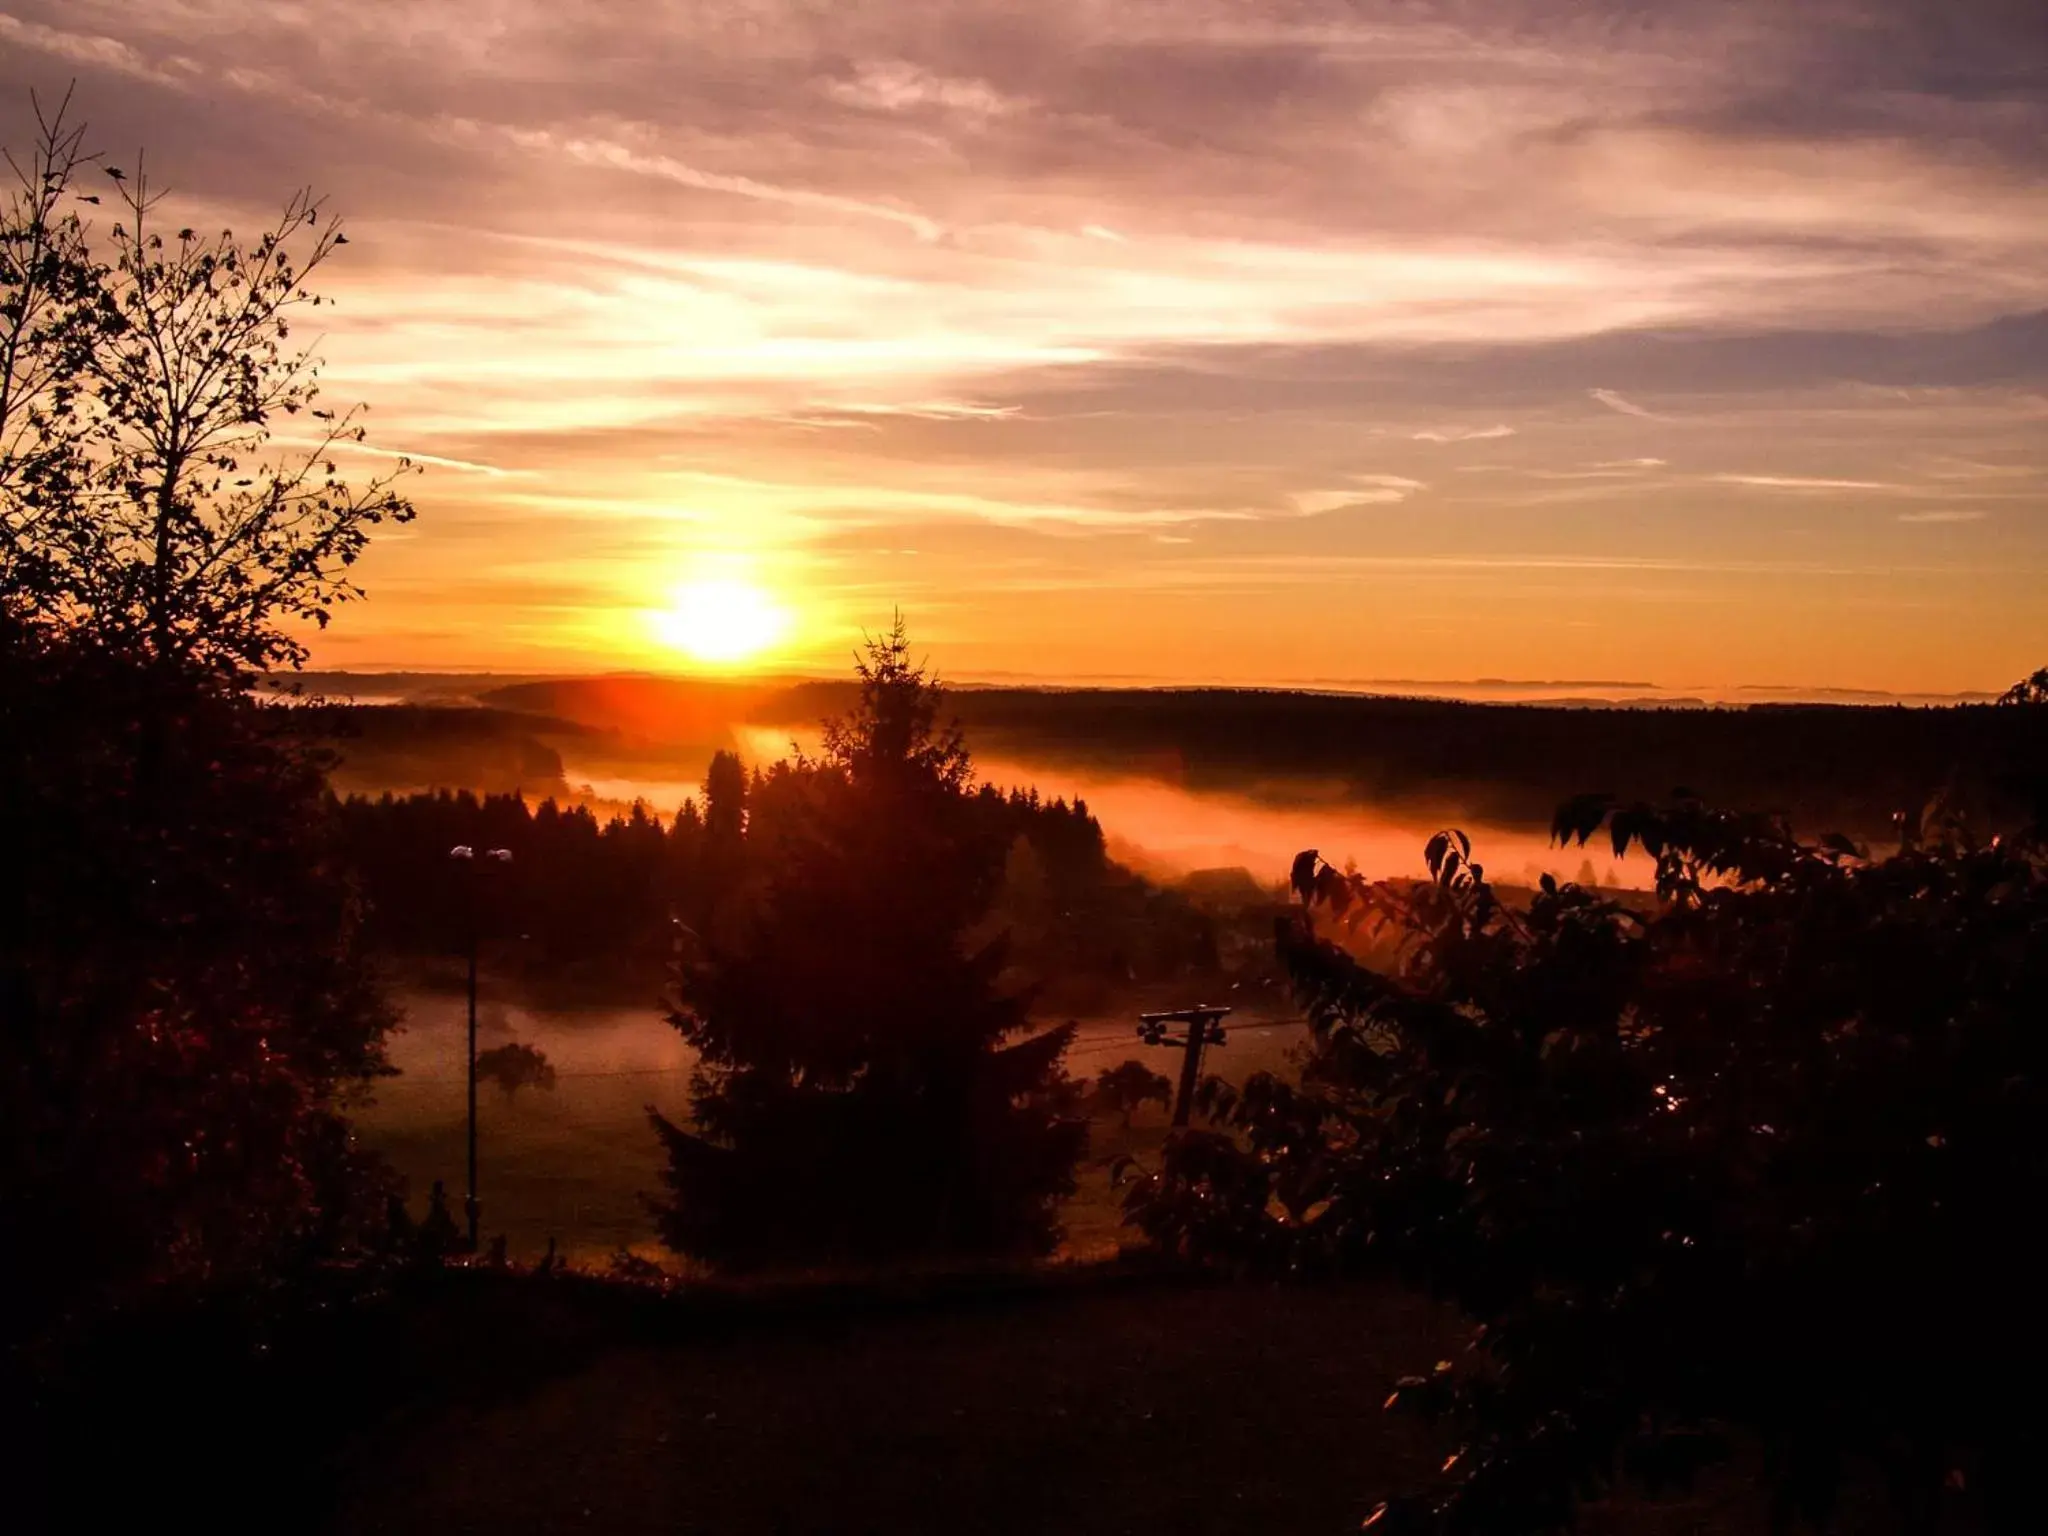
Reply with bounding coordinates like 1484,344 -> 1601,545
351,983 -> 1311,1266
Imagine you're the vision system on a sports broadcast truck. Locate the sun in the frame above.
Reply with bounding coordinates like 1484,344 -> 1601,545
651,578 -> 788,664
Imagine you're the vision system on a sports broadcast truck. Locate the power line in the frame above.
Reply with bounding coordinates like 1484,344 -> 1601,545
381,1018 -> 1318,1082
383,1064 -> 694,1084
1063,1016 -> 1313,1058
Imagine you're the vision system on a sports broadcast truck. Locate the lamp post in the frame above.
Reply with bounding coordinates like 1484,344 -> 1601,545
449,844 -> 513,1253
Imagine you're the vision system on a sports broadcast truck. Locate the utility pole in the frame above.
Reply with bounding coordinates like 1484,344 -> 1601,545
449,845 -> 512,1253
1138,1006 -> 1231,1127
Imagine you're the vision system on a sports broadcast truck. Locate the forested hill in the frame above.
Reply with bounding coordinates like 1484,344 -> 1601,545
467,676 -> 2048,840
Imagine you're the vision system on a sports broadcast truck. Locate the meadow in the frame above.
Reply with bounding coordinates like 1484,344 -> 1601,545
355,979 -> 1314,1266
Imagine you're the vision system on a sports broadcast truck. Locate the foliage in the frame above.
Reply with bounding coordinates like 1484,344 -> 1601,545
1125,794 -> 2048,1530
1,90 -> 99,587
0,621 -> 395,1330
475,1041 -> 558,1097
327,771 -> 1127,999
1,93 -> 415,674
649,622 -> 1087,1269
1999,664 -> 2048,707
0,98 -> 405,1335
334,788 -> 674,992
820,616 -> 974,795
1091,1060 -> 1174,1127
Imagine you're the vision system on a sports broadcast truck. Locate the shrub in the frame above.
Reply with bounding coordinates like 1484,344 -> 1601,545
1126,796 -> 2048,1529
1092,1060 -> 1174,1127
1,625 -> 394,1329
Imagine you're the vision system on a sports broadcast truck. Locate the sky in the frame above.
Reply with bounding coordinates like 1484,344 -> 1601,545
4,0 -> 2045,693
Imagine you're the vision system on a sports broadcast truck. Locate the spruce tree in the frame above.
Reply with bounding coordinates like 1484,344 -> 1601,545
650,621 -> 1085,1268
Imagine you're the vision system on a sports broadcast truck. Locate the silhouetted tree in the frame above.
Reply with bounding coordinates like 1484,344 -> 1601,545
701,748 -> 748,841
1,93 -> 415,671
650,622 -> 1086,1268
322,774 -> 1157,1005
1,99 -> 403,1331
1,91 -> 98,596
475,1041 -> 557,1097
416,1178 -> 461,1265
1999,665 -> 2048,706
1092,1060 -> 1173,1128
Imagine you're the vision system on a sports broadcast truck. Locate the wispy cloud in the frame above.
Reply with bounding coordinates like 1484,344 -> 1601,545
285,438 -> 527,477
1711,475 -> 1898,492
826,61 -> 1018,118
1413,423 -> 1517,443
493,125 -> 945,241
1291,483 -> 1421,515
1589,388 -> 1663,420
1897,509 -> 1989,524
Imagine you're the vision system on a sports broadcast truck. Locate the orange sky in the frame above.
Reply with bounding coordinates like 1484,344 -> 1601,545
7,1 -> 2045,694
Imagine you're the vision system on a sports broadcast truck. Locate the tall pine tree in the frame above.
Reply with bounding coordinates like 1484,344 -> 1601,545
650,621 -> 1084,1268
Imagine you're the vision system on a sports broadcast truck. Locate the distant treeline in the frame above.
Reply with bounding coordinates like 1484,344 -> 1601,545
757,687 -> 2048,838
297,703 -> 582,797
333,766 -> 1257,1005
305,679 -> 2048,853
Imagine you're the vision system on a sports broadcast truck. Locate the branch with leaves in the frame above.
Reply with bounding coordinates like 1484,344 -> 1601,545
0,88 -> 99,590
1,92 -> 416,673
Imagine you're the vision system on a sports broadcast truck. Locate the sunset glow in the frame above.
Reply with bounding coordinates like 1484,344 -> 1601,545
8,2 -> 2042,693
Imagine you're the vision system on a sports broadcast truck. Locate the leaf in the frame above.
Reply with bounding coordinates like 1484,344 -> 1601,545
1290,849 -> 1321,901
1611,807 -> 1647,859
1552,792 -> 1615,847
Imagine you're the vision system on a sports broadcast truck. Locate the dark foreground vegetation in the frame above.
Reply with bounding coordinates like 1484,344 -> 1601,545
3,94 -> 410,1338
1126,788 -> 2048,1530
11,94 -> 2048,1536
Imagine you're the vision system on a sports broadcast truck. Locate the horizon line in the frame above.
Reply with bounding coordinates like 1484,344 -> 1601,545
275,665 -> 1999,706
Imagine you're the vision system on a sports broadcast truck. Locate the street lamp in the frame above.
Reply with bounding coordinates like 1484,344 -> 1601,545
449,844 -> 513,1252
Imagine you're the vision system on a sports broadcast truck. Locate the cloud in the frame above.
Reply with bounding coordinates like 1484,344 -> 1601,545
4,0 -> 2043,684
1896,509 -> 1989,523
492,125 -> 945,241
1290,478 -> 1422,515
1589,388 -> 1662,420
802,400 -> 1024,422
826,61 -> 1018,118
1711,474 -> 1896,492
1413,423 -> 1516,443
